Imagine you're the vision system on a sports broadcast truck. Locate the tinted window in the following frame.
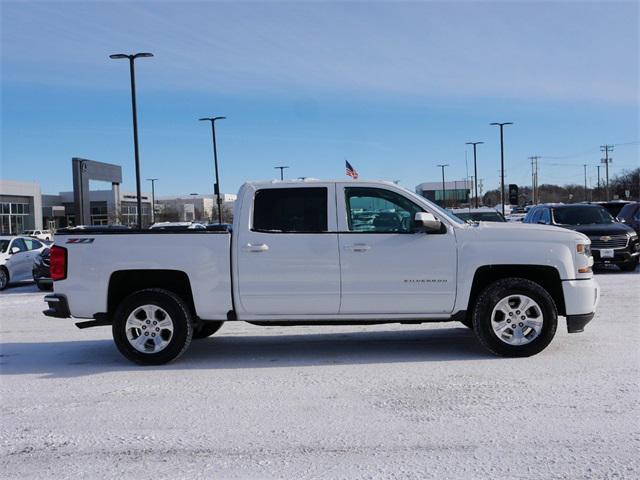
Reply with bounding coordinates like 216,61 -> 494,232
553,206 -> 615,225
540,209 -> 551,224
527,208 -> 541,223
24,238 -> 43,250
345,187 -> 423,233
10,238 -> 27,253
253,188 -> 328,232
0,240 -> 8,253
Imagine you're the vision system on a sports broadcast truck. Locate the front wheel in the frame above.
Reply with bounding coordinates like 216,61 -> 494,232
0,267 -> 9,291
472,278 -> 558,357
112,289 -> 193,365
619,259 -> 638,272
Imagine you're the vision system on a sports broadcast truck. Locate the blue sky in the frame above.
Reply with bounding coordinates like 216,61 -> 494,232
1,0 -> 638,196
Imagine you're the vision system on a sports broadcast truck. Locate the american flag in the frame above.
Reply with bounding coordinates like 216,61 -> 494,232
345,160 -> 359,179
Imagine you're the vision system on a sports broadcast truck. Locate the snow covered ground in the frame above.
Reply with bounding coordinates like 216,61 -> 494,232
1,268 -> 639,479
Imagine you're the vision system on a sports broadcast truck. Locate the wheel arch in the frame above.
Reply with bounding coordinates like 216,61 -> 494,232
467,265 -> 566,317
107,270 -> 197,320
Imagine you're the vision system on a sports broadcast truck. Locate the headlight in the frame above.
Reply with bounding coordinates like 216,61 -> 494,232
577,243 -> 591,256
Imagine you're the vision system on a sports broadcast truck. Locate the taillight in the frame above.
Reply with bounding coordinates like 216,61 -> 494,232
50,245 -> 67,281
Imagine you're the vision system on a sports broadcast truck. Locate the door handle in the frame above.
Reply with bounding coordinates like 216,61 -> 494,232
244,243 -> 269,252
344,243 -> 371,252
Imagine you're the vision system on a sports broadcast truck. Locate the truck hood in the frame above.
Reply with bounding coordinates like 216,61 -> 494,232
461,221 -> 589,243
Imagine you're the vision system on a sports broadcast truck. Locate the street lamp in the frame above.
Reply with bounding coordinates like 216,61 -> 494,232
146,178 -> 158,224
274,166 -> 289,180
437,164 -> 449,208
199,116 -> 226,224
490,122 -> 513,216
466,142 -> 484,208
109,52 -> 154,229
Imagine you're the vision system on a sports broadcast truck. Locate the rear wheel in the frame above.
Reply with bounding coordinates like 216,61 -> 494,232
472,278 -> 558,357
193,321 -> 224,339
35,280 -> 53,291
112,289 -> 193,365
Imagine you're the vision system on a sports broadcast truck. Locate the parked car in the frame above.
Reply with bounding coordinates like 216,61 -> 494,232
32,247 -> 52,291
450,208 -> 506,222
524,204 -> 639,271
617,202 -> 640,236
23,229 -> 53,242
45,179 -> 599,365
0,236 -> 48,290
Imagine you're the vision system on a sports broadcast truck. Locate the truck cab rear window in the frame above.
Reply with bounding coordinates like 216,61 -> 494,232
253,188 -> 328,232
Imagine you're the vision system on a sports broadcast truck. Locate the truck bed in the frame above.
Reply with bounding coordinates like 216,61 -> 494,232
53,230 -> 232,320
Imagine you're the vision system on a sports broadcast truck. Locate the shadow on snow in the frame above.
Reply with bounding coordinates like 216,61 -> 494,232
0,326 -> 493,378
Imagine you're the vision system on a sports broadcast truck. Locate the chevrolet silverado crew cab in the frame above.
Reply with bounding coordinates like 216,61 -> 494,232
44,180 -> 600,365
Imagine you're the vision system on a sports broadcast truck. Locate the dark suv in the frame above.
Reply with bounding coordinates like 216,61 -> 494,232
617,202 -> 640,236
524,204 -> 639,271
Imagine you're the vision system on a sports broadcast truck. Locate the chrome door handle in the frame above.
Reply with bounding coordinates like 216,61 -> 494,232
344,243 -> 370,252
244,243 -> 269,252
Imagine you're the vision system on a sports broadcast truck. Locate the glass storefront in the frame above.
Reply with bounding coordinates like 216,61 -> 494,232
0,201 -> 32,234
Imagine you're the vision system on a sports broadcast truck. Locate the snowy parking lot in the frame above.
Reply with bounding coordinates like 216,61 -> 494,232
1,268 -> 639,479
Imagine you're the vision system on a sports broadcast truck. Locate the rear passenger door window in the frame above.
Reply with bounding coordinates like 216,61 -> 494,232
253,188 -> 328,232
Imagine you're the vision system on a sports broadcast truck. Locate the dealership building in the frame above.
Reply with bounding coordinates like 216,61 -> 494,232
1,158 -> 237,233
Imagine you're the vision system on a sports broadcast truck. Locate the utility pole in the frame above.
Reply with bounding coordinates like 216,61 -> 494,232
528,156 -> 540,204
109,52 -> 154,229
490,122 -> 513,216
199,116 -> 226,224
583,165 -> 588,202
274,166 -> 289,180
146,178 -> 158,224
437,164 -> 449,208
600,145 -> 614,201
466,141 -> 484,208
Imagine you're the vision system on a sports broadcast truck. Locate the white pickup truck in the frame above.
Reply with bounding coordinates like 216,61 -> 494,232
44,180 -> 600,365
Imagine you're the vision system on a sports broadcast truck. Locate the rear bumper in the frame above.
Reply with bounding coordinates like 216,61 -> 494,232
43,294 -> 71,318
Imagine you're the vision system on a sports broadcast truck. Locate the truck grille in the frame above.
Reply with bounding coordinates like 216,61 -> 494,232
590,234 -> 628,249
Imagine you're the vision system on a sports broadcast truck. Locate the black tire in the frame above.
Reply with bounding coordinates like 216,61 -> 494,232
112,288 -> 193,365
472,277 -> 558,357
0,267 -> 9,291
193,321 -> 224,339
35,280 -> 53,291
619,259 -> 638,272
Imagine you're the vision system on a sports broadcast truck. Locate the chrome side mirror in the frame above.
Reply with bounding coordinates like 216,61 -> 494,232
414,212 -> 442,233
10,247 -> 20,255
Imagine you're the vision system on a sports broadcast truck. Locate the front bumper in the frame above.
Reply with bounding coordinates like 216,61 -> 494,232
592,249 -> 639,265
566,313 -> 595,333
562,277 -> 599,333
43,294 -> 71,318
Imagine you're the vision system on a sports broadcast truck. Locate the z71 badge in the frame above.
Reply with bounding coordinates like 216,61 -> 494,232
66,238 -> 95,244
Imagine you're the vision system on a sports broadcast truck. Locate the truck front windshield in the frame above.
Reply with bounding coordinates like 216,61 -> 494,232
397,186 -> 465,225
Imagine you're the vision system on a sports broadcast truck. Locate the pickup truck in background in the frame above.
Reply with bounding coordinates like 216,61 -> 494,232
44,180 -> 600,365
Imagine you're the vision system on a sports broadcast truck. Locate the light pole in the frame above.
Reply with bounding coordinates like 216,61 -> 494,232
583,165 -> 588,202
437,164 -> 449,208
146,178 -> 158,224
199,116 -> 226,224
490,122 -> 513,216
274,166 -> 289,180
466,141 -> 484,208
109,52 -> 153,229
